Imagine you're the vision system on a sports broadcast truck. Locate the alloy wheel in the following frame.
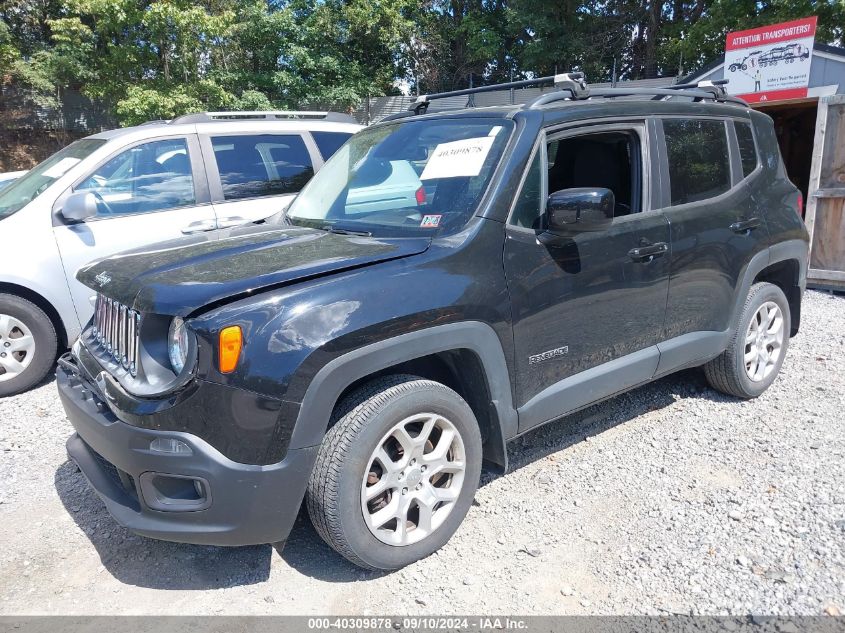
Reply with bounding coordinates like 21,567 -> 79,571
361,413 -> 466,546
744,301 -> 785,382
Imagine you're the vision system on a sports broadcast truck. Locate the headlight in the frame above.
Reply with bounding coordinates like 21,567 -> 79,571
168,317 -> 189,374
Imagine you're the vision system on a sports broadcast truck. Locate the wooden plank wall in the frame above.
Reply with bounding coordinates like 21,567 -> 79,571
806,95 -> 845,289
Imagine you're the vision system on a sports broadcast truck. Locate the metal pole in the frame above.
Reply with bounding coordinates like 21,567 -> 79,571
510,67 -> 514,104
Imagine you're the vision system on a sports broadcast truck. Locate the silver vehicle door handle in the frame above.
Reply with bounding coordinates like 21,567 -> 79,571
216,216 -> 249,229
181,219 -> 218,234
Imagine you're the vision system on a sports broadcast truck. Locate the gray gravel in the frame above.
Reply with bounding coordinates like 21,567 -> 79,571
0,289 -> 843,615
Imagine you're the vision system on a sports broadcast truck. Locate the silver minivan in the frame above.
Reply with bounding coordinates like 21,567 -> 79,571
0,111 -> 361,395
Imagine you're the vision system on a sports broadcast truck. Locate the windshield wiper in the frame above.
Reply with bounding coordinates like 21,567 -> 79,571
320,224 -> 373,237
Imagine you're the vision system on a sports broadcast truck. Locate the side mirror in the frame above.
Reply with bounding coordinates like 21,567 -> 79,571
546,187 -> 614,234
60,191 -> 98,222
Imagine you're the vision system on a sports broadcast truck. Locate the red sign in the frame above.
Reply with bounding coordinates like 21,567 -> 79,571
724,17 -> 817,103
726,17 -> 818,52
741,87 -> 810,103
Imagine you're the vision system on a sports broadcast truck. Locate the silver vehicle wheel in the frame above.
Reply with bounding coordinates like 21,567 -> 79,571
744,300 -> 785,382
361,412 -> 466,546
0,314 -> 36,382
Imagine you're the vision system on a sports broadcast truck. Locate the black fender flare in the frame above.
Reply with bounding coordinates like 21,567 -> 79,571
729,239 -> 807,332
288,321 -> 517,470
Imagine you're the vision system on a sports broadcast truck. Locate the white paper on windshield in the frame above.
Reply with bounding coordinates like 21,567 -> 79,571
42,157 -> 82,179
420,136 -> 495,180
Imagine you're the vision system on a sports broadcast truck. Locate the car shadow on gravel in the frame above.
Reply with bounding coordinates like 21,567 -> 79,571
53,368 -> 726,587
492,368 -> 722,478
281,369 -> 728,581
54,461 -> 273,590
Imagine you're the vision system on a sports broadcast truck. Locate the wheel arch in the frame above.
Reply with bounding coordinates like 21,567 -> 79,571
288,321 -> 517,471
731,240 -> 807,339
752,257 -> 802,336
0,281 -> 70,349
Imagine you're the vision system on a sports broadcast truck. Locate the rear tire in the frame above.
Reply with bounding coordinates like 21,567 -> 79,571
704,282 -> 790,399
306,375 -> 482,571
0,293 -> 57,397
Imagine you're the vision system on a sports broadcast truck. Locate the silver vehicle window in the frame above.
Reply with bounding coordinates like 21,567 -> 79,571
0,139 -> 106,220
311,131 -> 353,160
211,134 -> 314,201
76,138 -> 195,216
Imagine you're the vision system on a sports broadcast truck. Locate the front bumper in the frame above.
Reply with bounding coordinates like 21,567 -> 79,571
57,356 -> 317,546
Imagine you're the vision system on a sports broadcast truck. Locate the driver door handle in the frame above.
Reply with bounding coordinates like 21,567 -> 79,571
628,241 -> 669,262
181,219 -> 218,234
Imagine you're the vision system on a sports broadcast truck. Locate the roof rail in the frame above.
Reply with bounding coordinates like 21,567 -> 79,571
168,111 -> 358,124
408,73 -> 588,115
660,79 -> 733,101
525,80 -> 747,109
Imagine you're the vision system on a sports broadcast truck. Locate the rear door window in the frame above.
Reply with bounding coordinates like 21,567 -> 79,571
312,131 -> 353,160
735,121 -> 759,178
663,119 -> 731,205
211,134 -> 314,201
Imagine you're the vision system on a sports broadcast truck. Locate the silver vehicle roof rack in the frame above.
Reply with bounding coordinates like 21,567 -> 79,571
395,74 -> 746,120
525,78 -> 746,108
168,110 -> 358,124
407,73 -> 588,116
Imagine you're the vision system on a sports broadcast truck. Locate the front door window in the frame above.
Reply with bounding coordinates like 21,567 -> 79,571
76,138 -> 195,216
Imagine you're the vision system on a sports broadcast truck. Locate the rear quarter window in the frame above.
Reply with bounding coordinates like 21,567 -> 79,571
663,119 -> 731,205
312,131 -> 353,160
735,121 -> 759,178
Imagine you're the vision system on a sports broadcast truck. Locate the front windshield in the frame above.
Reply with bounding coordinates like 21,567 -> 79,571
0,138 -> 106,221
285,118 -> 513,237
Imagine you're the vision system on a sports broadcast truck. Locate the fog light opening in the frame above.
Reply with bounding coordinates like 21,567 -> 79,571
138,472 -> 212,512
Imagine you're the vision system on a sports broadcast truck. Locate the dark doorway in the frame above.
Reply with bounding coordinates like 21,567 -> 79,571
757,100 -> 818,206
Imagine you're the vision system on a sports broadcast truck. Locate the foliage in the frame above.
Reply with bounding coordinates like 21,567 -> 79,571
1,0 -> 842,125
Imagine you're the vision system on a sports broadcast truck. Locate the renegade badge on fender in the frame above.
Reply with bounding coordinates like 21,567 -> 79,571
58,74 -> 808,571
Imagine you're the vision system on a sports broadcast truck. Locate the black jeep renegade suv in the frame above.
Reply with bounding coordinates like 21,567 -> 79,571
57,79 -> 808,570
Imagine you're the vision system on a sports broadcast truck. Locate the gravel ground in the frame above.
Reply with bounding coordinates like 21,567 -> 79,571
0,289 -> 843,616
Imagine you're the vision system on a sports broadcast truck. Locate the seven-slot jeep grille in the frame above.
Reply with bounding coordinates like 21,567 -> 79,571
92,293 -> 140,376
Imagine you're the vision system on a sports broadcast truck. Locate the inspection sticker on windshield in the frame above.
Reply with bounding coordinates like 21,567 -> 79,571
420,214 -> 442,228
420,136 -> 495,180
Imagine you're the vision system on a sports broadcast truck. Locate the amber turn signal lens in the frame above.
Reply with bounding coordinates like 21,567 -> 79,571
218,326 -> 242,374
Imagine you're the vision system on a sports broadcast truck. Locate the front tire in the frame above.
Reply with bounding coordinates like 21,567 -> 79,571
0,294 -> 57,397
704,282 -> 790,399
306,375 -> 482,570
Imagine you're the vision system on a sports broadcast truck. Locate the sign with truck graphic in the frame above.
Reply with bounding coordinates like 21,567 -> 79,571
725,17 -> 817,104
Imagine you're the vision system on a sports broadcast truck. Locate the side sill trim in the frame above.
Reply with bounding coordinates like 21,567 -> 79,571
518,346 -> 659,432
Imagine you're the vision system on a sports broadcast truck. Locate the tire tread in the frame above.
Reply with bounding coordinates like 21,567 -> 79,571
307,374 -> 465,570
704,282 -> 788,399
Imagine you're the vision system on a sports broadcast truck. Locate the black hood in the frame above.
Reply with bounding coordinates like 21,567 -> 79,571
78,225 -> 430,316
